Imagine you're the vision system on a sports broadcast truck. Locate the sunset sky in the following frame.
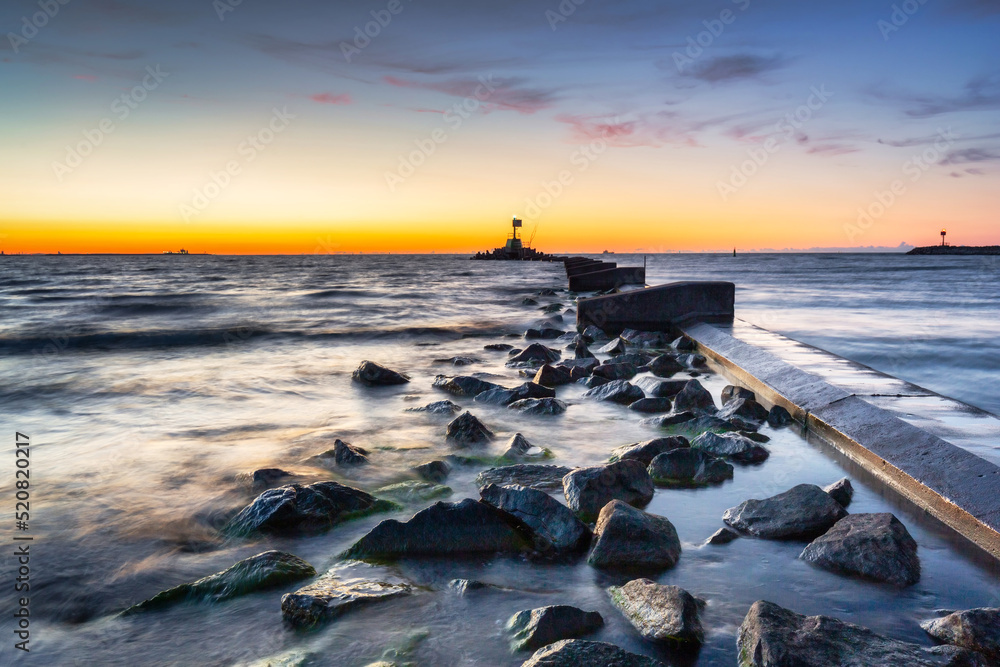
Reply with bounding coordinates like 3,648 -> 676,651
1,0 -> 998,253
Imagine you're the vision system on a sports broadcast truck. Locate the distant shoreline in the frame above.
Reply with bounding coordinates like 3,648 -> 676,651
907,246 -> 1000,256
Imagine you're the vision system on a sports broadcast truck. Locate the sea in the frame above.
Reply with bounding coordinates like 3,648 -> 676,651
1,252 -> 998,666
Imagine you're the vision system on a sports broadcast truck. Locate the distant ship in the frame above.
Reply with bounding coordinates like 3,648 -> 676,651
602,250 -> 614,255
163,249 -> 190,254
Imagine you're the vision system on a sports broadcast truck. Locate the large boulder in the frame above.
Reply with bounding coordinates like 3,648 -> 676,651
671,380 -> 716,413
593,362 -> 639,381
476,382 -> 556,406
635,377 -> 687,398
506,606 -> 604,652
352,361 -> 409,386
280,565 -> 413,628
609,437 -> 689,466
922,608 -> 1000,661
800,513 -> 920,585
534,364 -> 574,387
648,355 -> 684,378
824,478 -> 854,508
608,579 -> 704,644
563,460 -> 655,520
583,379 -> 645,405
691,431 -> 769,464
648,449 -> 733,488
723,484 -> 848,540
509,397 -> 568,415
446,411 -> 495,446
122,551 -> 315,614
588,501 -> 681,570
508,343 -> 561,366
433,374 -> 504,397
480,483 -> 590,553
477,464 -> 573,491
225,482 -> 396,537
343,498 -> 529,559
738,600 -> 987,666
520,639 -> 664,667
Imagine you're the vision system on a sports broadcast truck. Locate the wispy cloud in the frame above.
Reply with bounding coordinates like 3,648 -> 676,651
383,75 -> 558,114
309,93 -> 352,105
681,54 -> 788,84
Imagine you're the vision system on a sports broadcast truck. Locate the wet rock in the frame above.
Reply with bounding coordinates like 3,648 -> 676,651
475,381 -> 556,407
578,375 -> 611,389
581,325 -> 609,343
343,498 -> 529,559
477,464 -> 573,491
800,513 -> 920,585
329,439 -> 369,466
705,527 -> 740,545
446,411 -> 495,446
507,606 -> 604,652
571,338 -> 595,359
533,364 -> 574,387
677,353 -> 707,368
738,600 -> 986,667
433,375 -> 504,397
508,348 -> 523,357
615,352 -> 656,367
824,477 -> 854,508
621,329 -> 671,348
522,297 -> 539,306
583,379 -> 645,405
237,468 -> 292,491
609,437 -> 688,465
507,343 -> 561,366
537,288 -> 559,296
502,433 -> 549,460
405,399 -> 462,415
741,430 -> 771,443
635,377 -> 687,398
352,361 -> 410,386
521,639 -> 664,667
717,397 -> 769,429
723,484 -> 848,540
413,459 -> 451,483
280,566 -> 413,628
435,356 -> 480,366
721,385 -> 756,403
596,337 -> 628,356
225,482 -> 396,537
524,328 -> 565,340
122,551 -> 316,615
672,379 -> 716,413
648,449 -> 734,488
374,481 -> 453,503
691,431 -> 769,464
557,357 -> 600,373
593,362 -> 639,381
588,501 -> 681,570
481,484 -> 590,553
485,343 -> 515,352
922,608 -> 1000,661
671,336 -> 695,351
563,460 -> 654,520
767,405 -> 794,427
648,355 -> 685,378
449,579 -> 504,596
628,397 -> 673,413
540,302 -> 564,313
608,579 -> 704,644
509,398 -> 568,415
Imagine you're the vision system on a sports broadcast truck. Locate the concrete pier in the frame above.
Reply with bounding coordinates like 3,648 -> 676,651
576,281 -> 734,333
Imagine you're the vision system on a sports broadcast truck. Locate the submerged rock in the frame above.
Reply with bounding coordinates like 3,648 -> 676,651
477,464 -> 573,491
413,459 -> 451,483
520,639 -> 664,667
433,375 -> 504,397
225,482 -> 396,537
738,600 -> 986,667
435,356 -> 480,366
507,606 -> 604,652
281,566 -> 413,628
588,501 -> 681,570
123,551 -> 315,615
343,498 -> 529,559
635,377 -> 687,398
672,379 -> 716,413
767,405 -> 794,427
704,526 -> 741,545
524,327 -> 565,340
691,431 -> 769,464
823,477 -> 854,508
329,439 -> 369,466
237,468 -> 292,491
533,364 -> 574,387
922,608 -> 1000,661
373,481 -> 453,503
721,385 -> 756,403
593,362 -> 639,381
485,343 -> 515,352
583,379 -> 645,405
405,399 -> 463,415
608,579 -> 704,644
628,397 -> 673,413
609,437 -> 689,466
352,361 -> 410,386
800,513 -> 920,585
723,484 -> 848,540
507,343 -> 561,366
475,381 -> 555,407
446,411 -> 495,446
509,397 -> 568,415
448,579 -> 505,596
563,460 -> 654,520
648,449 -> 733,488
481,483 -> 590,553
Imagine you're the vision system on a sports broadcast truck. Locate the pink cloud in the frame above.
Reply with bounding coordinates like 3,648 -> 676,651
74,74 -> 98,82
309,92 -> 352,105
382,75 -> 556,115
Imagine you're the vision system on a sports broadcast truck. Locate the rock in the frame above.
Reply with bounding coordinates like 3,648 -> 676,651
635,377 -> 687,398
563,460 -> 654,520
738,600 -> 987,667
800,513 -> 920,585
508,348 -> 523,357
524,328 -> 565,340
583,379 -> 645,405
648,449 -> 734,488
767,405 -> 794,427
435,356 -> 480,366
485,343 -> 515,351
608,579 -> 704,644
593,362 -> 639,381
448,579 -> 503,596
508,343 -> 561,366
477,464 -> 573,491
537,288 -> 559,296
343,498 -> 528,559
742,430 -> 771,443
481,483 -> 590,553
329,439 -> 369,465
588,501 -> 681,570
405,399 -> 462,415
705,527 -> 740,545
621,329 -> 671,348
533,364 -> 574,387
717,398 -> 769,428
522,297 -> 539,306
609,437 -> 688,465
922,608 -> 1000,661
540,302 -> 564,313
578,376 -> 610,389
691,431 -> 769,464
225,482 -> 396,537
558,357 -> 600,373
642,411 -> 697,427
374,481 -> 453,503
507,606 -> 604,652
596,337 -> 628,355
824,477 -> 854,507
237,468 -> 292,490
433,375 -> 504,397
476,381 -> 556,407
509,398 -> 568,415
520,639 -> 664,667
615,352 -> 655,367
280,566 -> 413,628
721,385 -> 756,403
672,379 -> 716,413
446,411 -> 495,446
581,326 -> 609,343
648,355 -> 684,378
413,459 -> 450,483
352,361 -> 410,386
571,338 -> 595,359
502,433 -> 545,459
671,336 -> 695,351
122,551 -> 315,614
723,484 -> 848,540
628,397 -> 673,413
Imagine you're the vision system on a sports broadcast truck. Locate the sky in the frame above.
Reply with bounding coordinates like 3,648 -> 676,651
1,0 -> 998,254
